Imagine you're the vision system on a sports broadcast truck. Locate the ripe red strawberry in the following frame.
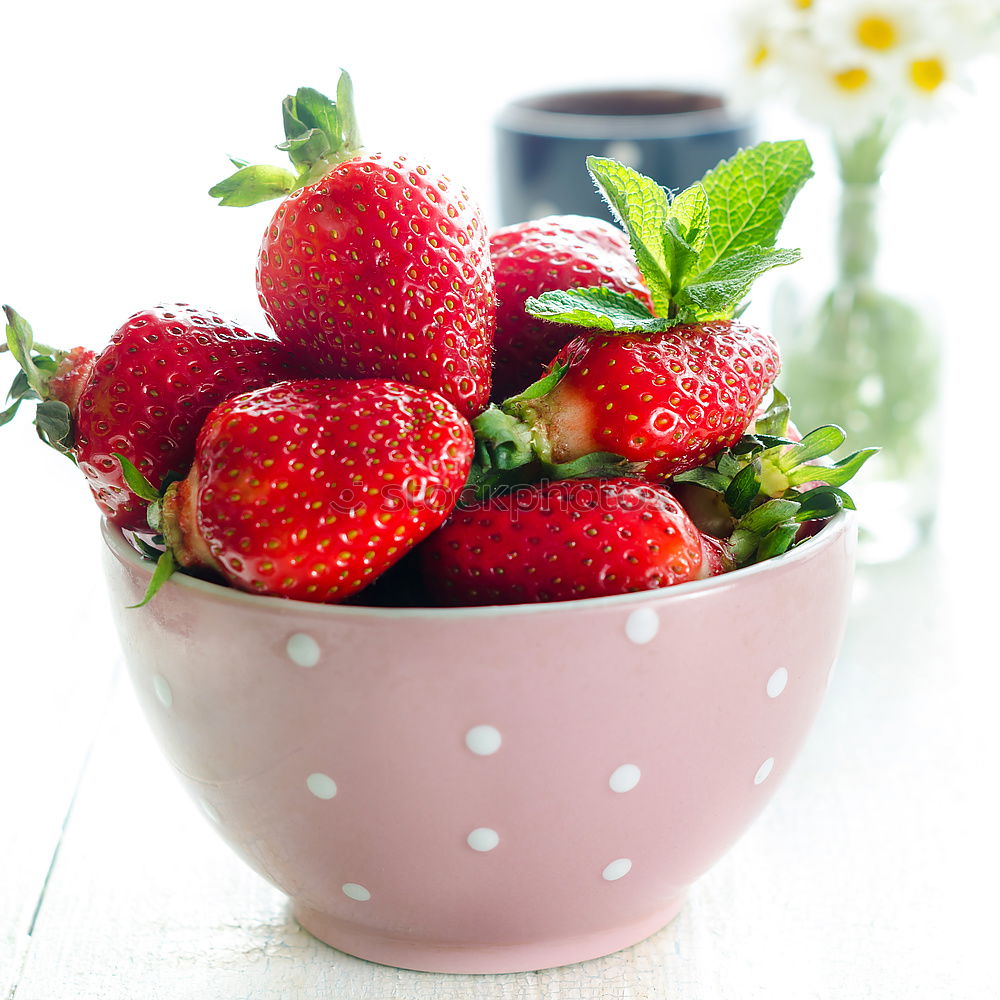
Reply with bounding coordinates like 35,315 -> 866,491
474,319 -> 780,486
537,320 -> 779,476
490,215 -> 651,400
210,74 -> 495,419
420,477 -> 724,606
3,304 -> 307,534
144,379 -> 473,604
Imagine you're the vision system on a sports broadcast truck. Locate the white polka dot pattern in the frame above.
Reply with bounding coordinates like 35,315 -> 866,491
465,725 -> 502,756
767,668 -> 788,698
754,758 -> 775,785
625,607 -> 659,645
307,773 -> 338,799
602,858 -> 633,881
609,764 -> 641,793
467,828 -> 500,852
152,674 -> 173,709
286,633 -> 321,667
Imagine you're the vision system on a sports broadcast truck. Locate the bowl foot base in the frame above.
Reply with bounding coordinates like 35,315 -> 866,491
293,895 -> 686,974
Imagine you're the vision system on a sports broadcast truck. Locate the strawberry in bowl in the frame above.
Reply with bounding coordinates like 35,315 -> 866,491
489,215 -> 652,401
209,72 -> 496,419
1,304 -> 309,537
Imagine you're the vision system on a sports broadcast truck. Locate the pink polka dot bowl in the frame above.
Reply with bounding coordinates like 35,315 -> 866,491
102,511 -> 856,974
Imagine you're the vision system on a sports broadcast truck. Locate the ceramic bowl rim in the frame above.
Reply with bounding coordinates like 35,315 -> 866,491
102,512 -> 852,621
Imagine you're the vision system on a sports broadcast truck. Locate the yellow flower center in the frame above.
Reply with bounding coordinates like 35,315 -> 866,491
750,42 -> 770,68
833,67 -> 871,92
792,0 -> 813,8
856,14 -> 899,51
910,57 -> 946,93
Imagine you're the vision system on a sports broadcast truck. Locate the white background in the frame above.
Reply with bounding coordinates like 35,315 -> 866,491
1,2 -> 999,996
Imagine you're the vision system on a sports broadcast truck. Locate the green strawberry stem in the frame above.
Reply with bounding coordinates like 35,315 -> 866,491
128,549 -> 176,610
673,397 -> 879,566
112,453 -> 178,607
2,305 -> 76,455
468,400 -> 642,501
209,70 -> 364,207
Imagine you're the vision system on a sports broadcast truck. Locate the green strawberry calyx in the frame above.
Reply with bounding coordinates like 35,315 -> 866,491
672,389 -> 879,566
525,139 -> 814,331
112,453 -> 189,607
209,70 -> 363,207
1,305 -> 76,457
467,365 -> 645,500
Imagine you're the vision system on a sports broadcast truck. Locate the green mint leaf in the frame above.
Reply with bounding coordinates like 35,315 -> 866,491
586,156 -> 674,315
208,164 -> 298,207
525,287 -> 669,333
674,245 -> 801,321
662,183 -> 710,295
696,140 -> 813,276
668,182 -> 709,254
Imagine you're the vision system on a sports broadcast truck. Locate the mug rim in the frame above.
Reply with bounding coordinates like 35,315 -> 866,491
103,512 -> 852,621
496,86 -> 748,141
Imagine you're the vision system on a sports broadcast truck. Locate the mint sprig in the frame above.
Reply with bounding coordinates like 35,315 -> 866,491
696,139 -> 814,270
523,287 -> 670,333
526,140 -> 814,329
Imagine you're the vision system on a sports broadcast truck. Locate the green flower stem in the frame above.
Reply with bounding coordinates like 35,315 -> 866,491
836,182 -> 880,284
783,118 -> 939,493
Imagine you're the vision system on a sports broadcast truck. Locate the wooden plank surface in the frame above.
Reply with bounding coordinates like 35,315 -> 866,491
0,424 -> 119,998
7,542 -> 998,999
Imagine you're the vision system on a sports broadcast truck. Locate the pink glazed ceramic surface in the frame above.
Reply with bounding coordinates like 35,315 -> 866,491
102,512 -> 856,974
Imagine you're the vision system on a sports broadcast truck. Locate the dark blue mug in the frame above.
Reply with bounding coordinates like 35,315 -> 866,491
495,88 -> 753,226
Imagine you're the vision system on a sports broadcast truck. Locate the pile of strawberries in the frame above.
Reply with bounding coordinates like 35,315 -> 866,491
2,73 -> 875,608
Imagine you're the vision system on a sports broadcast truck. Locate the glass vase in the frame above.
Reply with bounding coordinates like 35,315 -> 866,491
777,130 -> 941,562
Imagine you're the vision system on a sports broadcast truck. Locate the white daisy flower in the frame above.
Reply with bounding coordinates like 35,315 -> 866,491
730,0 -> 1000,136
